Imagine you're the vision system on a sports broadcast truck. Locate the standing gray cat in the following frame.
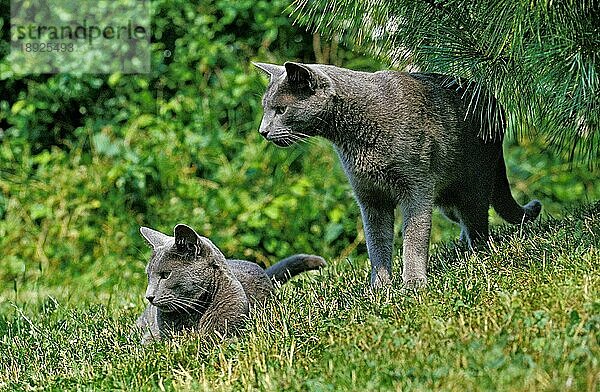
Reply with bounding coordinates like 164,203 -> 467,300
136,224 -> 325,343
254,62 -> 541,289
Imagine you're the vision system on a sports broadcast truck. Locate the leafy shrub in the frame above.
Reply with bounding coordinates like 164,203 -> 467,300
0,0 -> 379,301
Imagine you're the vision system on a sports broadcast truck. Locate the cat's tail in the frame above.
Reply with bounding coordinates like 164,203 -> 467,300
265,254 -> 326,285
491,156 -> 542,224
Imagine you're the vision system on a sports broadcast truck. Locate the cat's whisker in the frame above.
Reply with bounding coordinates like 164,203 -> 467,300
171,299 -> 192,315
176,296 -> 207,308
174,295 -> 212,313
283,133 -> 312,147
171,295 -> 199,315
291,132 -> 319,146
179,302 -> 205,314
166,300 -> 182,312
187,301 -> 209,313
173,297 -> 194,307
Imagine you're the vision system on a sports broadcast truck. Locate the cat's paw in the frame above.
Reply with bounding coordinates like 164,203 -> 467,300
141,333 -> 157,345
400,277 -> 427,295
370,271 -> 392,291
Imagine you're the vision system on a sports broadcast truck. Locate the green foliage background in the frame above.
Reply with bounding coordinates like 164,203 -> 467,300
0,0 -> 598,311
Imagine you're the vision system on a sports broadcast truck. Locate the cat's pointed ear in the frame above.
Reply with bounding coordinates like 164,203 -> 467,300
253,62 -> 285,82
174,223 -> 199,249
174,224 -> 211,257
284,62 -> 318,92
140,226 -> 171,249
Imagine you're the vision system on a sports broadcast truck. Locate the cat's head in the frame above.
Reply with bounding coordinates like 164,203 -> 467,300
139,224 -> 226,313
254,61 -> 335,147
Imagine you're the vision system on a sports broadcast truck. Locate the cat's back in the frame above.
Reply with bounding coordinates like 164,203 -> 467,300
315,65 -> 415,93
372,70 -> 465,105
227,259 -> 274,306
317,65 -> 459,110
312,64 -> 471,103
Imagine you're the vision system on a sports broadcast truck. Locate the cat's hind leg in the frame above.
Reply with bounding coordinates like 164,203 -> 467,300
456,202 -> 490,249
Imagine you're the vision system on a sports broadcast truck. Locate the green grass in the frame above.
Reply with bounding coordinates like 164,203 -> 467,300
1,203 -> 599,391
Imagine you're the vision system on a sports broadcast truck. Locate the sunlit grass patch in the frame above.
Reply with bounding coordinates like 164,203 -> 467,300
1,203 -> 598,391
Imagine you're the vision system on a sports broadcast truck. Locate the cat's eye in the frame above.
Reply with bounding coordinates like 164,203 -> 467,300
274,106 -> 286,115
159,271 -> 171,280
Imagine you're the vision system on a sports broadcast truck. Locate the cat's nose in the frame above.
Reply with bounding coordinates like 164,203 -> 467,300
259,128 -> 270,138
146,295 -> 155,304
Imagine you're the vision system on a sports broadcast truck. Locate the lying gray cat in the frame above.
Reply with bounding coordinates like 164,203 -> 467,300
254,62 -> 541,289
136,224 -> 326,343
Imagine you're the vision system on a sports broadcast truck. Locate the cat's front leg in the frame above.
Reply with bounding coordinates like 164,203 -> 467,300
400,198 -> 433,288
137,305 -> 161,344
358,200 -> 395,289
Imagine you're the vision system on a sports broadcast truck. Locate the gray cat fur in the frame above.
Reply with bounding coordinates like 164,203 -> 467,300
136,224 -> 326,343
254,62 -> 541,289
